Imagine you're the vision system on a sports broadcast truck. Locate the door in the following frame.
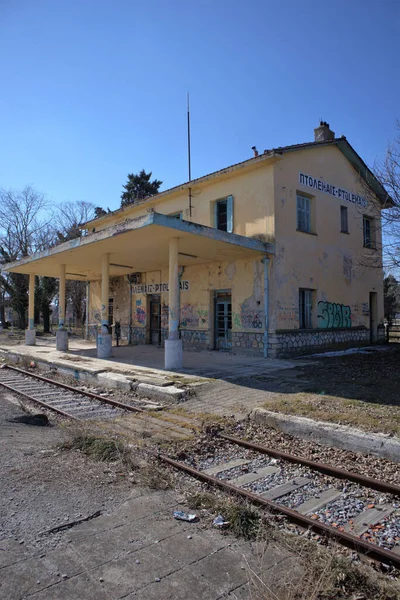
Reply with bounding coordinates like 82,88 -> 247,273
214,291 -> 232,351
369,292 -> 378,343
150,295 -> 161,345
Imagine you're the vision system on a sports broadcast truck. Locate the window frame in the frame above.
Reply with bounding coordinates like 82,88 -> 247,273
363,216 -> 374,248
296,193 -> 312,233
340,205 -> 349,233
299,288 -> 313,329
214,195 -> 233,233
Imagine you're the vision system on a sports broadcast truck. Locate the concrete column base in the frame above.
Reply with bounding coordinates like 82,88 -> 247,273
97,333 -> 112,358
165,339 -> 183,370
25,330 -> 36,346
56,329 -> 69,352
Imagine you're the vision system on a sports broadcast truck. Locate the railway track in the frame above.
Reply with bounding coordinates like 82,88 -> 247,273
158,433 -> 400,570
3,364 -> 400,569
0,364 -> 143,420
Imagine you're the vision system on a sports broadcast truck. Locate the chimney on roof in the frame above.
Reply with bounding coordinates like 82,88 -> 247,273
252,146 -> 259,157
314,121 -> 335,142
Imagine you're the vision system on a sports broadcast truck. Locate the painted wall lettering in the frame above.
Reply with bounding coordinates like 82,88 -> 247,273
318,301 -> 352,329
299,173 -> 367,208
132,281 -> 190,294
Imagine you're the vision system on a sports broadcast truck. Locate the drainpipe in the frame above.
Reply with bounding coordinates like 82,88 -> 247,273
178,266 -> 185,338
262,257 -> 270,358
85,281 -> 90,340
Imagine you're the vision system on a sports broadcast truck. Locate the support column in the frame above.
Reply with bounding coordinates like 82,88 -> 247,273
165,238 -> 182,369
25,273 -> 36,345
97,254 -> 112,358
85,281 -> 90,340
56,264 -> 68,351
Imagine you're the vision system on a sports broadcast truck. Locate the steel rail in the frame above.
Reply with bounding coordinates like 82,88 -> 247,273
0,379 -> 78,420
1,364 -> 143,414
158,453 -> 400,569
219,433 -> 400,497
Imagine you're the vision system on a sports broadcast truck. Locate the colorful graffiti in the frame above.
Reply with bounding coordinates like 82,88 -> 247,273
180,304 -> 208,328
135,301 -> 146,325
318,301 -> 351,329
180,303 -> 199,328
197,309 -> 208,325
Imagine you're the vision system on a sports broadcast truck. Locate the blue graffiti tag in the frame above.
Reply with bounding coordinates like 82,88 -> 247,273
318,301 -> 351,329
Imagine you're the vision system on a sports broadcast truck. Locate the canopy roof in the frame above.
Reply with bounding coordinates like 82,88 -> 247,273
2,213 -> 274,281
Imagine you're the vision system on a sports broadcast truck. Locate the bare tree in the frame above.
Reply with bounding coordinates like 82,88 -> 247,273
0,186 -> 50,328
374,122 -> 400,273
55,201 -> 97,329
55,201 -> 97,241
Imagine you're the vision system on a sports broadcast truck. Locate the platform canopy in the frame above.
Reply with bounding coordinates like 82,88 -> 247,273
2,213 -> 275,280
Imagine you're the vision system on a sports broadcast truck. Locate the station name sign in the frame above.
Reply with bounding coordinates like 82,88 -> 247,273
299,172 -> 367,208
132,281 -> 190,294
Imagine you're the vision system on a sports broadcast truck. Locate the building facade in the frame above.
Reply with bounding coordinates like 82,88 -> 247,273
85,123 -> 388,357
3,122 -> 390,361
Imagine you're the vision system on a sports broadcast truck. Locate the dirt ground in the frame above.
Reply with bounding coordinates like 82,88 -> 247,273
0,390 -> 134,554
259,346 -> 400,435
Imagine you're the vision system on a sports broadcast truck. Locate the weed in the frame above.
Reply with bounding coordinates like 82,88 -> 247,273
187,491 -> 261,540
62,434 -> 125,461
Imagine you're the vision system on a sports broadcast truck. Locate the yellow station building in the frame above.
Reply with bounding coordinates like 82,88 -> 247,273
3,122 -> 392,367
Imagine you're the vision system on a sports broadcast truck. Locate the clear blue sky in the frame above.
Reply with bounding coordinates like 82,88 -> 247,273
0,0 -> 399,211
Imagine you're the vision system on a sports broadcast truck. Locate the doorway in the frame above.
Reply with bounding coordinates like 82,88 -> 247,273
369,292 -> 378,343
214,291 -> 232,351
149,295 -> 161,345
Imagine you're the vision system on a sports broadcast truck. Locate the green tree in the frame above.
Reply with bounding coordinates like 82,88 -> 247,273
120,169 -> 162,207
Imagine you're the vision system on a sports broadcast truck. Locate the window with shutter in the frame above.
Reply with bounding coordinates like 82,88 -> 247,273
296,194 -> 311,232
214,196 -> 234,232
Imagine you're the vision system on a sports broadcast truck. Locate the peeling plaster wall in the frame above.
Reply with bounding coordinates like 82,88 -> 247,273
90,162 -> 276,243
272,145 -> 384,333
89,257 -> 266,355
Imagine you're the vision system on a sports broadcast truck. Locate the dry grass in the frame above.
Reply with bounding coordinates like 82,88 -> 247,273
60,422 -> 174,490
263,393 -> 400,436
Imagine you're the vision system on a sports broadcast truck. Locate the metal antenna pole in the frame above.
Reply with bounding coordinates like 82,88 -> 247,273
187,92 -> 193,217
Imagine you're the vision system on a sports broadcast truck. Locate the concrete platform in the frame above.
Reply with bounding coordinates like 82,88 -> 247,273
0,336 -> 303,405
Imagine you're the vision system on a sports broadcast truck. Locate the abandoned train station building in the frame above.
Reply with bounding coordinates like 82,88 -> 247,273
3,122 -> 392,368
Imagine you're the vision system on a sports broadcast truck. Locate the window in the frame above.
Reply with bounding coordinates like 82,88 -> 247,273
299,289 -> 313,329
296,193 -> 311,232
169,212 -> 183,219
214,195 -> 233,232
340,206 -> 348,233
363,216 -> 373,248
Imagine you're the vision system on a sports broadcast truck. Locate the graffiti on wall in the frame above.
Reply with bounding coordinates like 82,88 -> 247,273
232,313 -> 242,329
318,301 -> 351,329
161,303 -> 169,329
134,299 -> 146,325
241,309 -> 263,329
180,304 -> 208,328
240,261 -> 264,329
